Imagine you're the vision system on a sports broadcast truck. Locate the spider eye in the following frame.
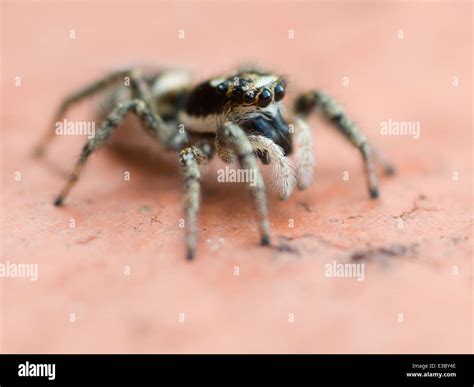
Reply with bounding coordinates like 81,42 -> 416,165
274,84 -> 285,102
258,88 -> 272,107
217,82 -> 228,94
244,90 -> 256,104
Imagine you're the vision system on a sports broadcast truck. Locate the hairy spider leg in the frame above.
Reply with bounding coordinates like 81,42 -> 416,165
216,122 -> 271,246
34,69 -> 131,157
180,146 -> 208,260
247,135 -> 296,200
35,68 -> 187,156
283,113 -> 316,191
294,91 -> 395,198
54,99 -> 176,206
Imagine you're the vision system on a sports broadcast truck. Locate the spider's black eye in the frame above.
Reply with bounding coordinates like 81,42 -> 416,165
258,88 -> 272,107
216,82 -> 228,94
244,90 -> 256,104
274,84 -> 285,102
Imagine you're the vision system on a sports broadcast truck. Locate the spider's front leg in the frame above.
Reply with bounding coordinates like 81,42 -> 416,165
54,99 -> 176,206
294,91 -> 396,198
216,122 -> 271,246
180,146 -> 208,260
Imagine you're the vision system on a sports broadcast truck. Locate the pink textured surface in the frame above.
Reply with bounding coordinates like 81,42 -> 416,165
1,1 -> 472,353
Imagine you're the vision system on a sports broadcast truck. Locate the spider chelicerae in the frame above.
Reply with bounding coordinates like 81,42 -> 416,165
34,66 -> 395,259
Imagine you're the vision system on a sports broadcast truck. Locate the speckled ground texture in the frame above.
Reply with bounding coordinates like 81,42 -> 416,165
1,1 -> 472,353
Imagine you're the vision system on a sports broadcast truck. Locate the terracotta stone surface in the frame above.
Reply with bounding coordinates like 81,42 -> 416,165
1,1 -> 472,353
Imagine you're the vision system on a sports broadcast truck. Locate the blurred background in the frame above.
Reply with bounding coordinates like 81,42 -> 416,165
1,1 -> 472,353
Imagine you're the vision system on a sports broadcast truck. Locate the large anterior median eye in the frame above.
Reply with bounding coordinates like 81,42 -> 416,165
274,83 -> 285,102
244,90 -> 256,104
258,88 -> 272,107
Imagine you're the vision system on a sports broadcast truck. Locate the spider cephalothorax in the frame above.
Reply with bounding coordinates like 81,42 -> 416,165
181,71 -> 293,159
34,66 -> 395,259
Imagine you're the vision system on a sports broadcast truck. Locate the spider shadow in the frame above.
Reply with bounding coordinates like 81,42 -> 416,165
108,143 -> 270,225
105,142 -> 179,177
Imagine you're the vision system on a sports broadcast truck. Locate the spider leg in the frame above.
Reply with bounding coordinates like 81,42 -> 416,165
217,122 -> 271,246
180,146 -> 208,260
294,91 -> 395,198
127,69 -> 186,148
35,68 -> 185,156
34,69 -> 131,157
54,99 -> 177,206
247,135 -> 296,200
283,114 -> 316,191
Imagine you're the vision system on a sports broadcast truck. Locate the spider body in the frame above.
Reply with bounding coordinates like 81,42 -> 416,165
34,66 -> 395,259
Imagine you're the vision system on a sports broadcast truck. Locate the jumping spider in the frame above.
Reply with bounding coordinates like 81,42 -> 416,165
34,66 -> 395,259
